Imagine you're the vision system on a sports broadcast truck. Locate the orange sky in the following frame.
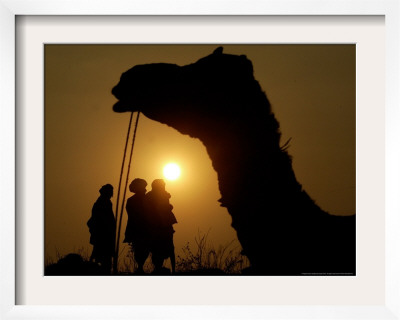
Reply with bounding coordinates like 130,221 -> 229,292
45,44 -> 355,265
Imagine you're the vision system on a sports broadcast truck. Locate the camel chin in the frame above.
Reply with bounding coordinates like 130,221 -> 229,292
113,101 -> 135,113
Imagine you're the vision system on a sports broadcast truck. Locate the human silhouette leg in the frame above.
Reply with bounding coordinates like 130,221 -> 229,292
166,233 -> 175,274
134,246 -> 149,274
152,254 -> 163,273
89,248 -> 95,263
98,254 -> 112,274
170,247 -> 176,274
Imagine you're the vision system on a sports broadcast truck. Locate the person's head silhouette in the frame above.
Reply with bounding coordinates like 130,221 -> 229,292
151,179 -> 166,192
99,184 -> 113,198
129,178 -> 147,194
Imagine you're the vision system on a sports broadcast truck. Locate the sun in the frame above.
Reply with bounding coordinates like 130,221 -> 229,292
163,163 -> 181,181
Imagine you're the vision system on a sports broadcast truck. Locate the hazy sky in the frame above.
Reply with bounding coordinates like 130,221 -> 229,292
45,44 -> 355,264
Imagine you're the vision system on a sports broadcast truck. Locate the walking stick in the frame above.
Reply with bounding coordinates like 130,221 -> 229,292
113,112 -> 140,274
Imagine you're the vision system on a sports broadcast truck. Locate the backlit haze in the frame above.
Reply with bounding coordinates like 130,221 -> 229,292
163,163 -> 181,181
45,45 -> 355,264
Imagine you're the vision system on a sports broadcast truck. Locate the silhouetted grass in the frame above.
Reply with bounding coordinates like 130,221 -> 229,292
119,244 -> 154,274
46,231 -> 249,275
45,246 -> 91,267
175,230 -> 249,274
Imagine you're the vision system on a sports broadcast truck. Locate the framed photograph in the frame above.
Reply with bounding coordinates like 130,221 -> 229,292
1,1 -> 399,319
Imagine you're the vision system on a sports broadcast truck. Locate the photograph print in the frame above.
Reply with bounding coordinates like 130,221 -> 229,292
44,44 -> 355,276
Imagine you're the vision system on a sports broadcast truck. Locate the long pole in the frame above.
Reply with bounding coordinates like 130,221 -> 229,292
113,112 -> 134,274
114,112 -> 140,274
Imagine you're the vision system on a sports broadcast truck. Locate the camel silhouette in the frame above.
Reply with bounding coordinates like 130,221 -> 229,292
112,47 -> 356,275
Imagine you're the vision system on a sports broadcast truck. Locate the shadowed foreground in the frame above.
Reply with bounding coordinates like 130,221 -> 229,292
45,254 -> 231,276
45,254 -> 104,275
46,233 -> 249,275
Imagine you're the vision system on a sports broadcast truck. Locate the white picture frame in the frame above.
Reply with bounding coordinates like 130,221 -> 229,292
1,1 -> 399,319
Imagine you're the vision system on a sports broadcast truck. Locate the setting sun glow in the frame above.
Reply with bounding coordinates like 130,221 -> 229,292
163,163 -> 181,181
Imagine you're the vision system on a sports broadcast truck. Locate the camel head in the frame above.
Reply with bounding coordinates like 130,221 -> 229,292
112,47 -> 272,139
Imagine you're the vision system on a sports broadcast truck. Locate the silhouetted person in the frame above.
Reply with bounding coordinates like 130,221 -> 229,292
87,184 -> 116,274
145,179 -> 178,274
123,178 -> 151,274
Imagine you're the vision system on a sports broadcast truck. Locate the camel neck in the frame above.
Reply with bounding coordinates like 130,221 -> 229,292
202,128 -> 327,218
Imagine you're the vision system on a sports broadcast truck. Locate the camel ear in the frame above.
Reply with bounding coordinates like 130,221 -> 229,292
213,47 -> 223,55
